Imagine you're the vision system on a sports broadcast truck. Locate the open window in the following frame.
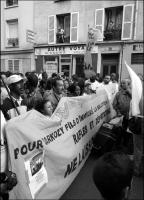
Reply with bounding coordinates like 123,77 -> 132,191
104,6 -> 123,41
56,14 -> 70,43
6,0 -> 18,7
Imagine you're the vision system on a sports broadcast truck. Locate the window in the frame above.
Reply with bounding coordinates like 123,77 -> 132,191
131,53 -> 144,64
6,20 -> 19,47
56,14 -> 70,43
104,6 -> 123,41
8,59 -> 20,72
95,4 -> 134,41
48,12 -> 79,44
6,0 -> 18,7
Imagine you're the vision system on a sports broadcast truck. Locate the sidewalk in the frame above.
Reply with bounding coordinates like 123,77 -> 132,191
61,153 -> 143,200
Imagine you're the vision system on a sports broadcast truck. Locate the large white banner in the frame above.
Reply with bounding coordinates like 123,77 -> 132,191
5,89 -> 112,199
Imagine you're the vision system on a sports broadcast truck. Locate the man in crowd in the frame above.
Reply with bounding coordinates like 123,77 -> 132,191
110,73 -> 119,98
0,72 -> 9,105
22,73 -> 43,111
2,74 -> 27,120
89,75 -> 101,92
113,79 -> 131,129
101,75 -> 113,100
93,151 -> 134,200
43,77 -> 65,111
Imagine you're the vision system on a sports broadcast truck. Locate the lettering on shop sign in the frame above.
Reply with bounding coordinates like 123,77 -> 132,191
133,44 -> 143,51
48,45 -> 85,52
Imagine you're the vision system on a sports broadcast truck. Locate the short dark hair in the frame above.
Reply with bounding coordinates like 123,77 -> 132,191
93,151 -> 134,200
90,75 -> 96,83
27,73 -> 38,88
35,99 -> 50,113
51,73 -> 57,78
52,77 -> 63,88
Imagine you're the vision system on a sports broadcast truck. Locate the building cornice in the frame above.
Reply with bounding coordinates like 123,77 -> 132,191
34,40 -> 143,48
0,49 -> 34,55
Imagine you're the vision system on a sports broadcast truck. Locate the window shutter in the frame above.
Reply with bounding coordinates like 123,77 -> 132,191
48,15 -> 56,44
122,4 -> 134,40
70,12 -> 79,43
95,8 -> 105,41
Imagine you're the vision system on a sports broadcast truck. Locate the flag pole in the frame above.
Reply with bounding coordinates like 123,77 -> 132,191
1,76 -> 20,116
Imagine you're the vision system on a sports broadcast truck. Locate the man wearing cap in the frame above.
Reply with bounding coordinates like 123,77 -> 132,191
1,74 -> 27,120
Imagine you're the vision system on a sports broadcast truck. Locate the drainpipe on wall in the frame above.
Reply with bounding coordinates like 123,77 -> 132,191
134,0 -> 138,40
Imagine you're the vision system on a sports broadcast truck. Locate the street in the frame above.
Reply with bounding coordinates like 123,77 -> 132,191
61,152 -> 143,200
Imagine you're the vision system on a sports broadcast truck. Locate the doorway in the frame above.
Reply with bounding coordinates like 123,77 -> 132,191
101,53 -> 119,78
60,55 -> 72,77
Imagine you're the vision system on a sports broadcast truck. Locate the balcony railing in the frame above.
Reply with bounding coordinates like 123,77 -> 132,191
7,38 -> 19,47
104,28 -> 121,41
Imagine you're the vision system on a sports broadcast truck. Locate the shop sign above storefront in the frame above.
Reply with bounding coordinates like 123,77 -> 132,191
133,43 -> 143,52
35,44 -> 98,55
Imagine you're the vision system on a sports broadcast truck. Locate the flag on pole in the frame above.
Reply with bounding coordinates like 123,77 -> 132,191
26,29 -> 36,44
125,61 -> 143,116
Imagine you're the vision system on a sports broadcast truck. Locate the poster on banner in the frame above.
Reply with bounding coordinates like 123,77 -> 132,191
24,150 -> 48,199
5,89 -> 112,200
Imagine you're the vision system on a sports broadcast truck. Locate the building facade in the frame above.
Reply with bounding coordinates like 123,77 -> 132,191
1,0 -> 35,74
34,0 -> 143,80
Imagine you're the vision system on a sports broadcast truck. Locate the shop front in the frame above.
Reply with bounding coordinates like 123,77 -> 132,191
35,44 -> 98,78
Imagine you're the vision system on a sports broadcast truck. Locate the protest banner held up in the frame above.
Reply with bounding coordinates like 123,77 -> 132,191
5,89 -> 113,199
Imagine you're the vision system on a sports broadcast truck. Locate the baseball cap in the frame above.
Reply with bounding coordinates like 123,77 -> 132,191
7,75 -> 23,85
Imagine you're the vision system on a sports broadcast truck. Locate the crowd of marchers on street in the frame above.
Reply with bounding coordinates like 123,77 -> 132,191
0,70 -> 143,200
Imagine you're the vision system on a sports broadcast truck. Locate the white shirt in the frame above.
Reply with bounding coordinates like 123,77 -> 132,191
91,80 -> 101,91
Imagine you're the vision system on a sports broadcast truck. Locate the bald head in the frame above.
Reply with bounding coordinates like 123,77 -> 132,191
121,79 -> 131,90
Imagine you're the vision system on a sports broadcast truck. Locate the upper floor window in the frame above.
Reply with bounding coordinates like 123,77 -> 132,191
95,4 -> 134,42
6,19 -> 19,47
104,6 -> 123,41
6,0 -> 18,7
48,12 -> 79,44
56,14 -> 70,43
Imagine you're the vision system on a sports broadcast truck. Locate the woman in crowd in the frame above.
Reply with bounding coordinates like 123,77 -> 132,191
35,99 -> 53,118
68,83 -> 81,97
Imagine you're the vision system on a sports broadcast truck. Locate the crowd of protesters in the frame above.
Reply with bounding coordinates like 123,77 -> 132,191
0,70 -> 143,200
